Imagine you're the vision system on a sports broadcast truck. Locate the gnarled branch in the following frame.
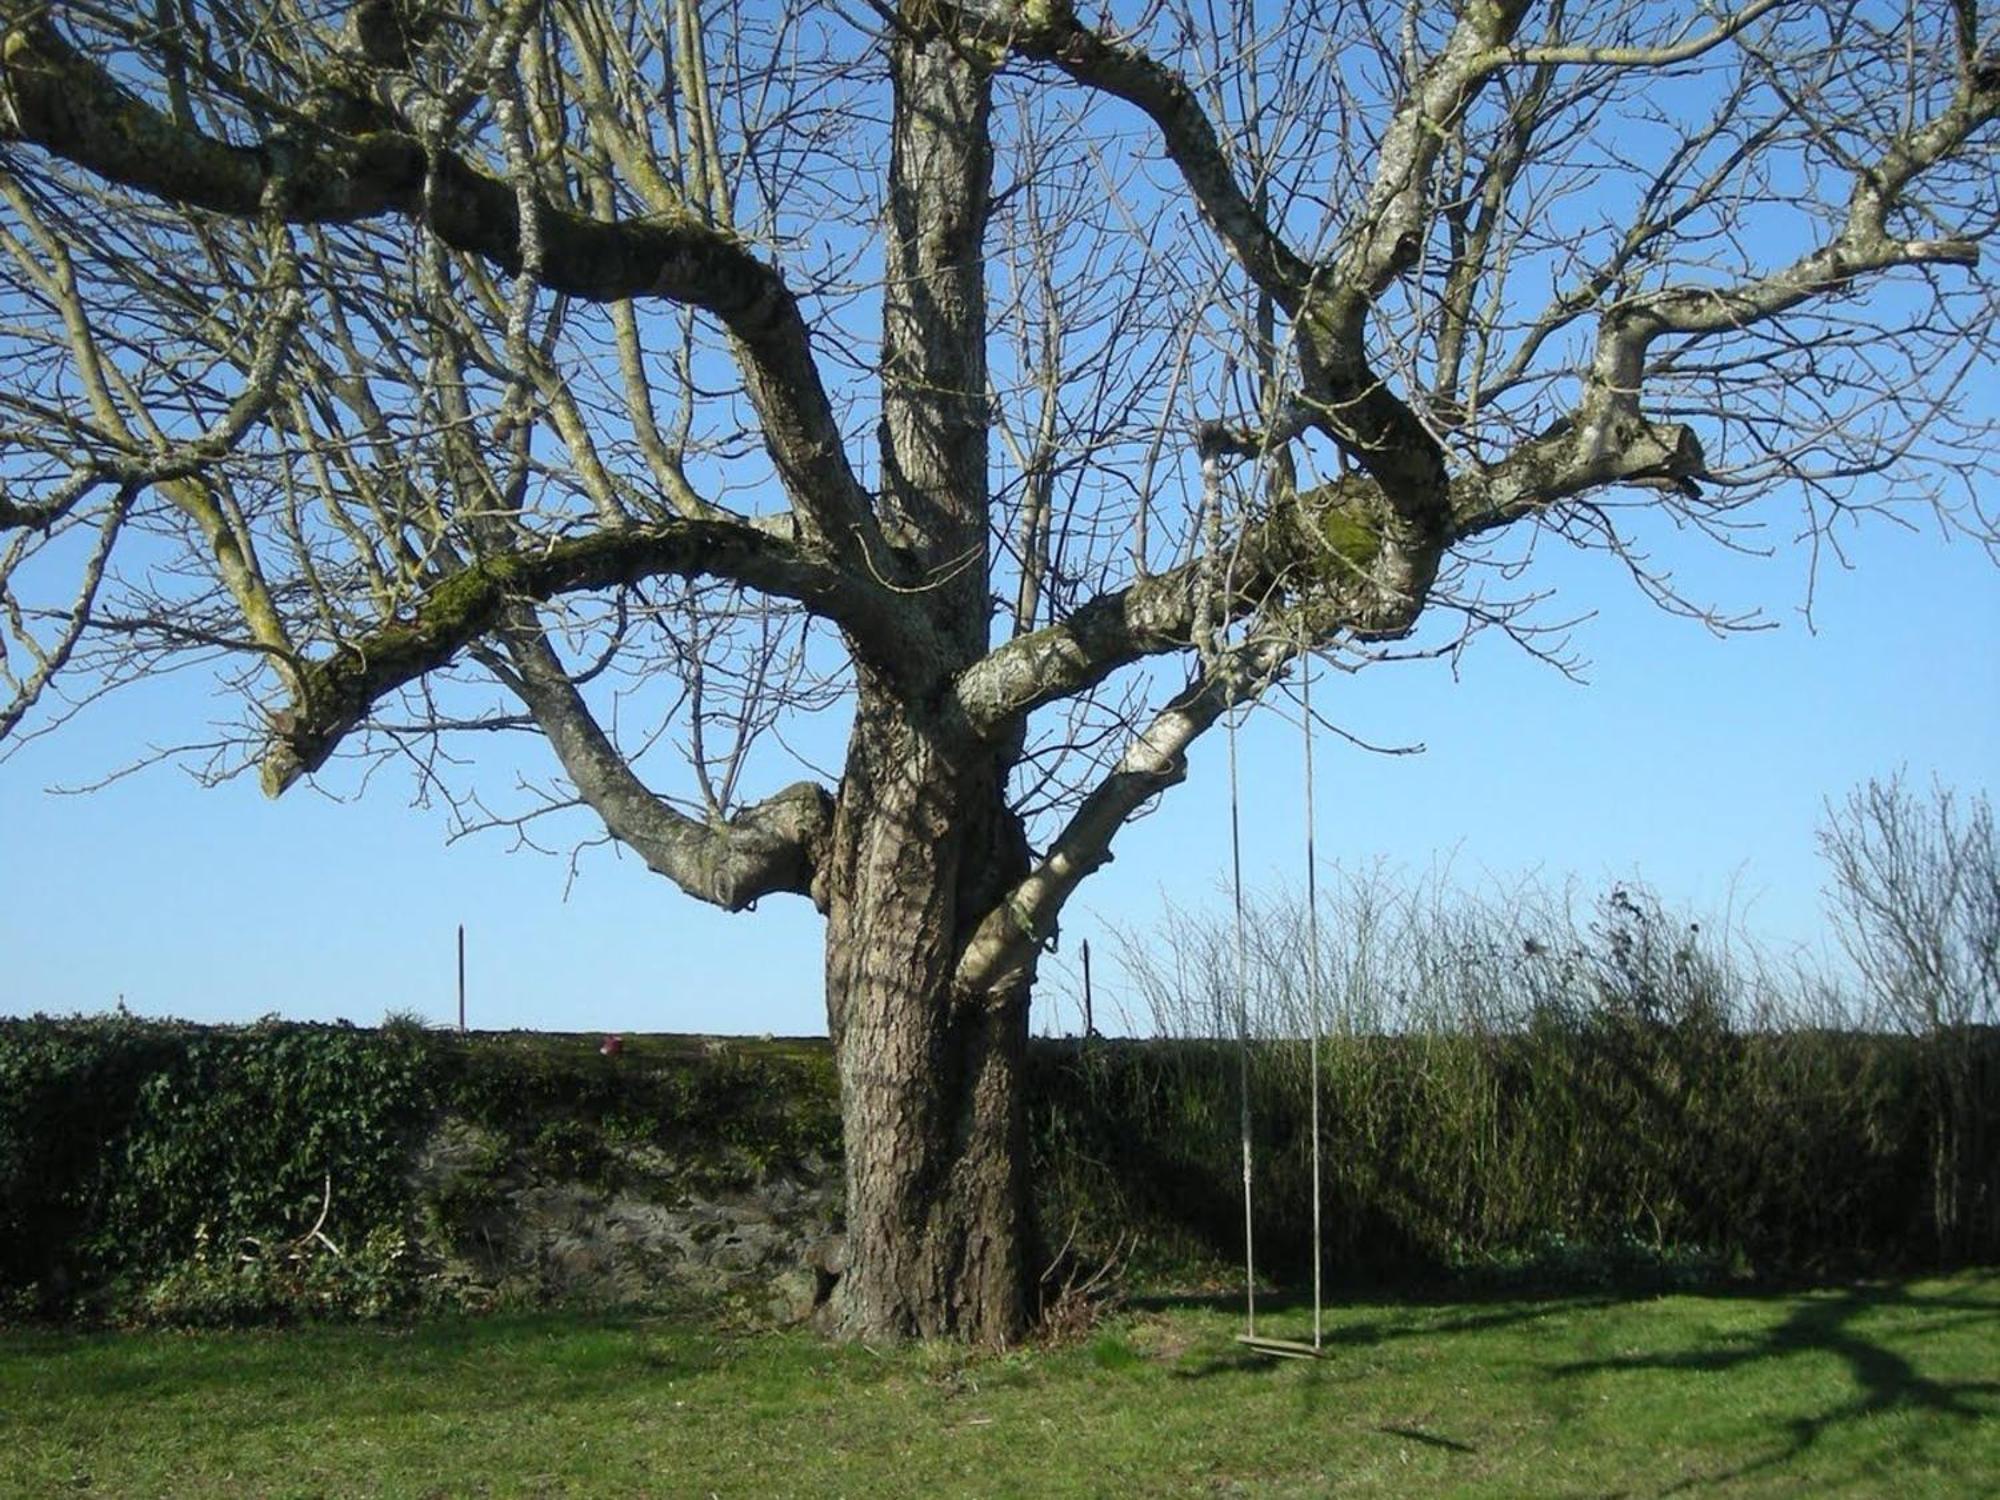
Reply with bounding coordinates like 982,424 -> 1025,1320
497,620 -> 831,911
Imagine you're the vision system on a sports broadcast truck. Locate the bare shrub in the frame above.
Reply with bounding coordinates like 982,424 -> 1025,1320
1821,776 -> 1999,1255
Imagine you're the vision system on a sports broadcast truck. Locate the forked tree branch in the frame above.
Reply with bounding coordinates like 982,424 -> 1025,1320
956,640 -> 1287,995
951,478 -> 1427,740
261,519 -> 928,795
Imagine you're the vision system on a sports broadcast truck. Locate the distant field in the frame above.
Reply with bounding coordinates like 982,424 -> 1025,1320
4,1273 -> 1995,1497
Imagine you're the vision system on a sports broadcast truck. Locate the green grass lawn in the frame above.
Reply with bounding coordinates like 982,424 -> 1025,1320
4,1273 -> 1995,1498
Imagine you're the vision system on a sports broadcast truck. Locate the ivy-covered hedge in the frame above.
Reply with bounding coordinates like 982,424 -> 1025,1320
0,1017 -> 841,1323
0,1013 -> 436,1315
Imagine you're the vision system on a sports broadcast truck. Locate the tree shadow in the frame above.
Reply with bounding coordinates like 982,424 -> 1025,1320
1548,1279 -> 2000,1492
1160,1285 -> 1624,1380
1378,1423 -> 1476,1454
5,1312 -> 731,1413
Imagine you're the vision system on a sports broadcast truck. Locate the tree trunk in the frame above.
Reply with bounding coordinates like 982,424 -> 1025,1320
820,679 -> 1032,1343
809,19 -> 1025,1342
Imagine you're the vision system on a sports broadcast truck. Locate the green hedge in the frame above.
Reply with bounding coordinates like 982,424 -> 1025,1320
2,1013 -> 1991,1322
0,1018 -> 841,1322
425,1030 -> 840,1193
1029,1020 -> 1996,1286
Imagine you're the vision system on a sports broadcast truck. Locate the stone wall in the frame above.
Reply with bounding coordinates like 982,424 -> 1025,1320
408,1114 -> 842,1323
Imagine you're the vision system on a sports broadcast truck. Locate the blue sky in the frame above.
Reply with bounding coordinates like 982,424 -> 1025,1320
1,6 -> 1994,1037
3,493 -> 1992,1036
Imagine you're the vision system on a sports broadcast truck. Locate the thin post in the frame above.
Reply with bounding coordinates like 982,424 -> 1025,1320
457,924 -> 466,1034
1080,937 -> 1094,1037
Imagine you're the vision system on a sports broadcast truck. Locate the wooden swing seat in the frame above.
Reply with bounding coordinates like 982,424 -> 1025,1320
1234,1333 -> 1325,1360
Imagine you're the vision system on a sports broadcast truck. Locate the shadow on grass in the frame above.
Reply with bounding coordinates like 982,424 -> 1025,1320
1158,1284 -> 1624,1382
1171,1345 -> 1294,1379
1147,1284 -> 1622,1372
1549,1277 -> 2000,1492
1379,1423 -> 1476,1454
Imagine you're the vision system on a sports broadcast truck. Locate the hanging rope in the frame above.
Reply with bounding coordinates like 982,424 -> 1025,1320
1303,653 -> 1325,1353
1227,696 -> 1256,1343
1229,661 -> 1332,1362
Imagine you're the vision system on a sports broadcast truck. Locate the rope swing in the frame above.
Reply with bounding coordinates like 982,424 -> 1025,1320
1231,653 -> 1328,1362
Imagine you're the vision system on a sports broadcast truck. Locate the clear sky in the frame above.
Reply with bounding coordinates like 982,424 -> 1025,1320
3,492 -> 1992,1037
1,7 -> 1995,1038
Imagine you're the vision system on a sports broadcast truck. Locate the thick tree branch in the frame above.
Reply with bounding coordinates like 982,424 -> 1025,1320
1567,71 -> 1996,481
496,621 -> 830,911
1447,53 -> 1995,544
979,1 -> 1532,528
1641,64 -> 1991,335
959,398 -> 1716,748
0,164 -> 307,687
956,643 -> 1283,995
1285,1 -> 1534,520
1473,0 -> 1788,73
953,479 -> 1434,741
0,13 -> 883,561
261,519 -> 922,795
877,15 -> 996,645
0,468 -> 105,532
973,0 -> 1309,307
1449,409 -> 1712,539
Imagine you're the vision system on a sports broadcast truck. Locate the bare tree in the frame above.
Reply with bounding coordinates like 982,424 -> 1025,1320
1,0 -> 1994,1339
1822,776 -> 1998,1255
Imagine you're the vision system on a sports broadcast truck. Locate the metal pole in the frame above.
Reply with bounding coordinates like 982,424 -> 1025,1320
1081,938 -> 1094,1037
457,924 -> 466,1033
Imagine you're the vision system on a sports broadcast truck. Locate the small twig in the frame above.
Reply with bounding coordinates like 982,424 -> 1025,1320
287,1171 -> 343,1259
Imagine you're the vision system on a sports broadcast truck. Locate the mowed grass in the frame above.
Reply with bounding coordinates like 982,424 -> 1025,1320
4,1274 -> 1995,1498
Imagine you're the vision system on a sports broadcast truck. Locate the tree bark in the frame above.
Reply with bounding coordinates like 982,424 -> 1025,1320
821,676 -> 1032,1342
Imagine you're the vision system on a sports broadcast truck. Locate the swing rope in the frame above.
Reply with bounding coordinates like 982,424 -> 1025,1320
1227,698 -> 1256,1343
1230,650 -> 1328,1360
1303,654 -> 1325,1353
1218,230 -> 1323,1354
